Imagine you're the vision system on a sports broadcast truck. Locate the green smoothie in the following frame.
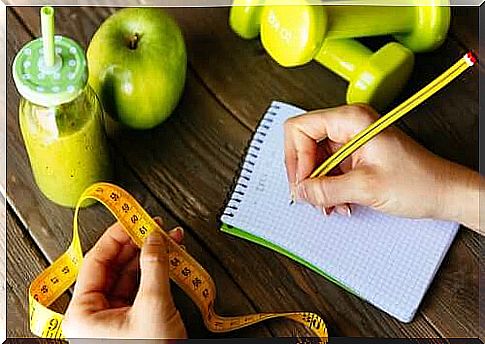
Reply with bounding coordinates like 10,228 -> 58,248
19,86 -> 112,208
13,8 -> 113,208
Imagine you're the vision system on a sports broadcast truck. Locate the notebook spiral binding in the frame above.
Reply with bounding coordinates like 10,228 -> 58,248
222,103 -> 281,218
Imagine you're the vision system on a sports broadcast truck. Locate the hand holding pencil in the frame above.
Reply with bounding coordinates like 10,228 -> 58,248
284,53 -> 482,234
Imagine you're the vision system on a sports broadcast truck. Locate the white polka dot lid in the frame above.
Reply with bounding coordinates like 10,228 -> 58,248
12,35 -> 88,107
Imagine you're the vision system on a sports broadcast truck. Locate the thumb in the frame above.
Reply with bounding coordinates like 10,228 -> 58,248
297,169 -> 370,207
133,230 -> 176,315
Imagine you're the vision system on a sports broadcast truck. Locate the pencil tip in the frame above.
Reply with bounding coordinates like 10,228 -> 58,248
289,187 -> 296,206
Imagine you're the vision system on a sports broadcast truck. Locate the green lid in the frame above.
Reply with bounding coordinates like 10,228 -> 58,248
12,7 -> 87,107
13,36 -> 87,107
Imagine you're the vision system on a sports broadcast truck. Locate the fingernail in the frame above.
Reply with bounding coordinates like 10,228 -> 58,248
154,216 -> 163,226
146,230 -> 164,244
169,227 -> 184,241
334,206 -> 345,216
321,206 -> 328,217
335,204 -> 352,217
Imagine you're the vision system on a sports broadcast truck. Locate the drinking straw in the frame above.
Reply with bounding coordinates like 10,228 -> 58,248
41,6 -> 55,68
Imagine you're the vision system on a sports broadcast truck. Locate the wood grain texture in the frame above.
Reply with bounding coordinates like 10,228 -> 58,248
6,8 -> 271,338
8,5 -> 480,339
6,206 -> 70,338
1,197 -> 6,339
12,6 -> 446,338
420,229 -> 482,339
449,7 -> 481,58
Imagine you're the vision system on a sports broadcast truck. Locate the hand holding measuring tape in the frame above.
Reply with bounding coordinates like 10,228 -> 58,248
62,221 -> 187,339
29,182 -> 328,340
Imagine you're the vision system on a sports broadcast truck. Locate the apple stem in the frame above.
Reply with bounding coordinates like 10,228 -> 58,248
129,34 -> 139,50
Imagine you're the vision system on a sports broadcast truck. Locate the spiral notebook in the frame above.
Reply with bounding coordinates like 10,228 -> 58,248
220,101 -> 459,322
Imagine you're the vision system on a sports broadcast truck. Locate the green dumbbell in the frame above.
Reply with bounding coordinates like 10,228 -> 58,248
230,1 -> 416,109
231,4 -> 415,109
259,0 -> 449,67
258,3 -> 415,110
229,0 -> 264,39
314,39 -> 414,110
322,3 -> 450,52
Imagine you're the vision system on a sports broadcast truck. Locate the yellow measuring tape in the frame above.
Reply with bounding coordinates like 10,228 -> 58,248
29,182 -> 328,341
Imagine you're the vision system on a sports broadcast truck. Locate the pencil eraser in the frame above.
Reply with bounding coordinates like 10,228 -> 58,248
465,51 -> 477,66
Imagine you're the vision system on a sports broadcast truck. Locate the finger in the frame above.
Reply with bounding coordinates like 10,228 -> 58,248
155,216 -> 185,244
168,227 -> 184,244
299,105 -> 377,143
91,221 -> 135,262
154,216 -> 164,228
73,222 -> 134,300
334,204 -> 352,217
155,213 -> 184,244
114,239 -> 139,268
284,117 -> 318,184
284,105 -> 377,182
155,217 -> 184,244
133,230 -> 176,315
322,206 -> 334,217
320,141 -> 348,176
109,252 -> 140,306
297,169 -> 371,207
284,129 -> 299,197
101,242 -> 139,297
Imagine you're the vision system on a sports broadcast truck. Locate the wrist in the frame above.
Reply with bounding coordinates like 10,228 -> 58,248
436,161 -> 481,232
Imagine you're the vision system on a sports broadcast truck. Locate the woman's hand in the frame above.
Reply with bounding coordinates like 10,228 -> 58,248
62,218 -> 188,339
284,104 -> 481,232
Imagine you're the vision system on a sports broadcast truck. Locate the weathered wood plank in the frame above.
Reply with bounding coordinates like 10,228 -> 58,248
12,6 -> 444,338
420,229 -> 481,339
1,196 -> 7,339
6,206 -> 70,338
449,7 -> 481,58
6,8 -> 271,338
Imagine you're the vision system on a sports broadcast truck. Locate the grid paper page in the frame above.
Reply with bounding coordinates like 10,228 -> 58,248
221,101 -> 459,322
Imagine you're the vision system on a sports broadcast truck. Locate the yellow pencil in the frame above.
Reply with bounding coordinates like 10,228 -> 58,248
310,52 -> 477,179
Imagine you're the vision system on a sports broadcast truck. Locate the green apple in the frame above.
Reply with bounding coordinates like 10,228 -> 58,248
87,8 -> 186,130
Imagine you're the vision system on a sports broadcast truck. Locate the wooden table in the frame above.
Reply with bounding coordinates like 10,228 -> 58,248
6,6 -> 482,339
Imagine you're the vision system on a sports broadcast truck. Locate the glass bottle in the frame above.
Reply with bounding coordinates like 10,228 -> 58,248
12,7 -> 112,207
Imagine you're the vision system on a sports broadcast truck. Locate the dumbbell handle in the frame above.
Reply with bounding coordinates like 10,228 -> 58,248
325,6 -> 415,39
315,39 -> 373,82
